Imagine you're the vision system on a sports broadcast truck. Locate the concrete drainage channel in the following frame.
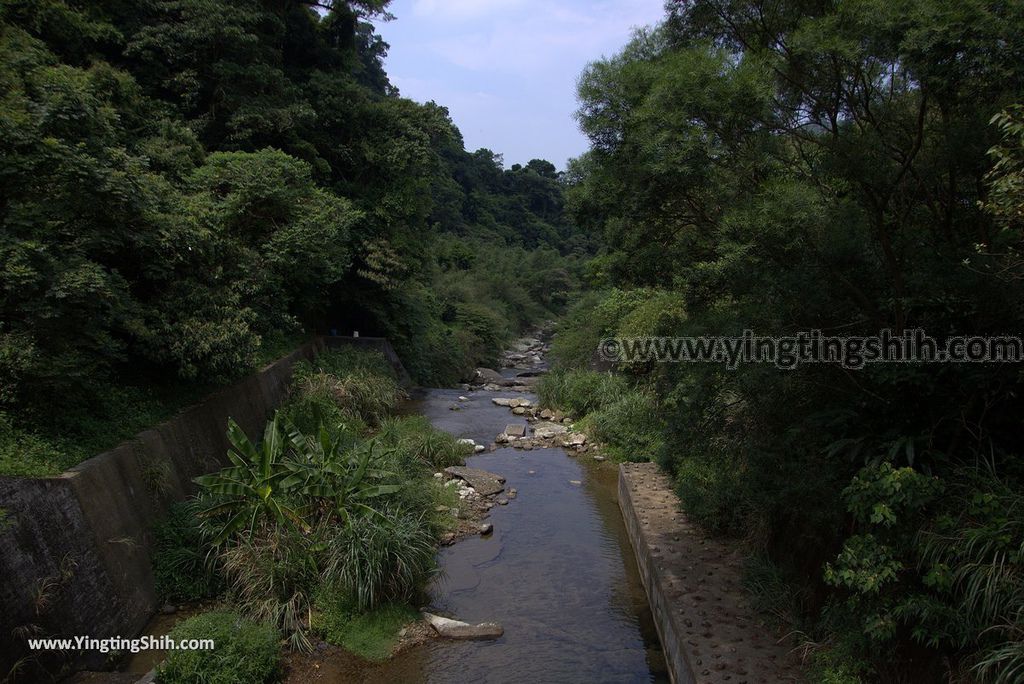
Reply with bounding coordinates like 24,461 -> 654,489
618,462 -> 805,684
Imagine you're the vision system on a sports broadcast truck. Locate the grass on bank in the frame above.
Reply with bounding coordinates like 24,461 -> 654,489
537,367 -> 663,462
156,611 -> 280,684
316,602 -> 419,662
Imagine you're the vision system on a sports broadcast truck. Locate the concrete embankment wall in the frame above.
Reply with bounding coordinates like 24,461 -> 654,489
618,462 -> 805,684
618,465 -> 696,684
0,336 -> 409,676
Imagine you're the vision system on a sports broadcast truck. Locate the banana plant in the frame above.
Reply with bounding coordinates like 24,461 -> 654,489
279,422 -> 401,523
195,413 -> 309,544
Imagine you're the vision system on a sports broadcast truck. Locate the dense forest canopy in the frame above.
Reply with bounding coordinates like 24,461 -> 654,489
0,0 -> 585,474
562,0 -> 1024,681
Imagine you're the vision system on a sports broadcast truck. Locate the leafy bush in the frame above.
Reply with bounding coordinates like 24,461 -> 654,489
670,452 -> 758,535
152,502 -> 221,603
195,416 -> 312,545
195,410 -> 437,648
155,611 -> 280,684
537,368 -> 629,417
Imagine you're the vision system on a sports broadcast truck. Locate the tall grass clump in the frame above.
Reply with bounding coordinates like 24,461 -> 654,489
152,501 -> 221,602
283,369 -> 399,430
537,368 -> 628,417
373,415 -> 471,470
908,472 -> 1024,683
322,509 -> 436,611
577,389 -> 664,462
218,523 -> 321,651
296,346 -> 397,381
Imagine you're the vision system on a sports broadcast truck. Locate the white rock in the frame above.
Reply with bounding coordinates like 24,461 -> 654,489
474,444 -> 485,453
567,433 -> 587,446
533,422 -> 568,439
421,614 -> 501,643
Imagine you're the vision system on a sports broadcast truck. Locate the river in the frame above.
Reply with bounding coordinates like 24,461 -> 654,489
327,382 -> 669,683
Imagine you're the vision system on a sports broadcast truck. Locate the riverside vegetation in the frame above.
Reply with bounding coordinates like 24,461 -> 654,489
0,0 -> 585,478
536,1 -> 1024,682
151,346 -> 470,682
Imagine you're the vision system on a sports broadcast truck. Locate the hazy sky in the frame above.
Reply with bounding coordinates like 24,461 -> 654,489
373,0 -> 665,171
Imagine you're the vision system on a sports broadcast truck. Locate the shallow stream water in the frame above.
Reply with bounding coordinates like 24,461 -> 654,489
336,385 -> 669,683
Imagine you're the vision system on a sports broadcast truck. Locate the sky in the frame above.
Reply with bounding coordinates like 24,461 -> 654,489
372,0 -> 666,171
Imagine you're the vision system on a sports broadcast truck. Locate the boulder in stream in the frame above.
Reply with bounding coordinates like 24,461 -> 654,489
504,424 -> 527,438
473,368 -> 509,385
423,613 -> 504,640
444,465 -> 506,495
533,422 -> 568,439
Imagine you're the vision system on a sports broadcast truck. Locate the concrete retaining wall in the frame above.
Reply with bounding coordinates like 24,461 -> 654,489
0,340 -> 326,677
618,463 -> 805,684
618,465 -> 695,684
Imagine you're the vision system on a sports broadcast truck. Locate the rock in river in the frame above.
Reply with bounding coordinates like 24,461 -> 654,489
423,613 -> 504,641
504,423 -> 527,438
444,465 -> 506,496
474,368 -> 508,385
533,421 -> 568,439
